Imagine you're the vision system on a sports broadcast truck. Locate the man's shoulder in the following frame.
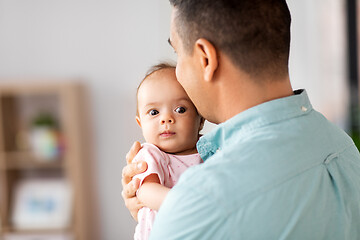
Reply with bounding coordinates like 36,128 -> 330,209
173,155 -> 253,212
176,129 -> 359,210
176,107 -> 360,198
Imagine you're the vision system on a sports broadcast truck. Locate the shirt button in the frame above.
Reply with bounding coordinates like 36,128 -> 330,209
301,106 -> 308,112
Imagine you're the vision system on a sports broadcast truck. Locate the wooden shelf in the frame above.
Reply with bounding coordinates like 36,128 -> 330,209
0,82 -> 99,240
2,226 -> 72,234
1,152 -> 64,170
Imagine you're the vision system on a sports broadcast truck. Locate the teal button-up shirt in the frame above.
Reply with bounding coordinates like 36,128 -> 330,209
150,90 -> 360,240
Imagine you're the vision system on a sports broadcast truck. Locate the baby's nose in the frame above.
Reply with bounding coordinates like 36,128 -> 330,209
161,115 -> 174,124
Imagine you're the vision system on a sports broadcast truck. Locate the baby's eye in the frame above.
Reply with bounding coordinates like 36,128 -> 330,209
175,106 -> 186,114
149,109 -> 159,116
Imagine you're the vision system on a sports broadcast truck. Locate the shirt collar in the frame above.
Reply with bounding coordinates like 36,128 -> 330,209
197,89 -> 312,161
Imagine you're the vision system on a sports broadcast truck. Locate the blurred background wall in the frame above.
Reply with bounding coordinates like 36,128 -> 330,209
0,0 -> 354,239
288,0 -> 350,130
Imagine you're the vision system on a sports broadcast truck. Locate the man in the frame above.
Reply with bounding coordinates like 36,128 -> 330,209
122,0 -> 360,239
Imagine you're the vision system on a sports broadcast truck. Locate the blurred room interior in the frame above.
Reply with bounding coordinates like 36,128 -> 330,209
0,0 -> 358,239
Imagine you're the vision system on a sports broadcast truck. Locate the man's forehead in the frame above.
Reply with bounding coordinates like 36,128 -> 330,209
170,8 -> 176,24
169,9 -> 177,44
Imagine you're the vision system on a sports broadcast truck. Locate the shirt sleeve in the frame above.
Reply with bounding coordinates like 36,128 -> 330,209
149,173 -> 229,240
133,145 -> 168,186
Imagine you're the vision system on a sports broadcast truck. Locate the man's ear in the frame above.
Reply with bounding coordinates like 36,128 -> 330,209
194,38 -> 218,82
199,117 -> 205,131
135,116 -> 142,127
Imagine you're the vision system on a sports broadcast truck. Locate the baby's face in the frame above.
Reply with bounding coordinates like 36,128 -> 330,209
136,69 -> 201,155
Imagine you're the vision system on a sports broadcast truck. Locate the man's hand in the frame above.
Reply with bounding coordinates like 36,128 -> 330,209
121,141 -> 148,221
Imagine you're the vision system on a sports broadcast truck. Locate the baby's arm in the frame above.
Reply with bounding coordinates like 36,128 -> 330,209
137,174 -> 170,211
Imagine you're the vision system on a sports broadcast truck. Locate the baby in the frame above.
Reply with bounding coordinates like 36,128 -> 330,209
133,63 -> 204,240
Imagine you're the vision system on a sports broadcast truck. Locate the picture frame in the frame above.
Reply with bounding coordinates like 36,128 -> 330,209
11,178 -> 73,230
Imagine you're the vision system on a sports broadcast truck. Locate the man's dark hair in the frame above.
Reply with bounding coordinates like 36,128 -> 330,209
169,0 -> 291,79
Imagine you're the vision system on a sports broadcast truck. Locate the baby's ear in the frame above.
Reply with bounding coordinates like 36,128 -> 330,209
135,116 -> 142,127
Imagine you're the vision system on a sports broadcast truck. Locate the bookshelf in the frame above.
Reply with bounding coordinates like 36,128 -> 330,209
0,82 -> 98,240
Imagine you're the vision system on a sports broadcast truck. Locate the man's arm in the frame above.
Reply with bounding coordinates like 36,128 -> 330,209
121,141 -> 148,221
149,177 -> 228,240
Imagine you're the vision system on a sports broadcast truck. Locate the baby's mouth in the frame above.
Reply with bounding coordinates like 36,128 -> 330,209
160,131 -> 176,138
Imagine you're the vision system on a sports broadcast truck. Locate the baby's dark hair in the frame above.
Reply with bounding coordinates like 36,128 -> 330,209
143,62 -> 176,83
136,62 -> 176,117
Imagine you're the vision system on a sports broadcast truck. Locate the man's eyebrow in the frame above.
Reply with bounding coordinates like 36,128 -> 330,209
168,38 -> 173,48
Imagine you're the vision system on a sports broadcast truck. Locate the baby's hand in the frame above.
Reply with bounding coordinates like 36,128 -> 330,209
121,141 -> 148,221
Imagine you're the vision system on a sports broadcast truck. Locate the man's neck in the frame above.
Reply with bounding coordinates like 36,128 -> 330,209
217,71 -> 293,123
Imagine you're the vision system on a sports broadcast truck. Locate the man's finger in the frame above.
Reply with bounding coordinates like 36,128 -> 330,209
122,178 -> 141,198
124,194 -> 143,209
126,141 -> 142,164
122,164 -> 134,185
124,196 -> 144,222
122,161 -> 147,185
